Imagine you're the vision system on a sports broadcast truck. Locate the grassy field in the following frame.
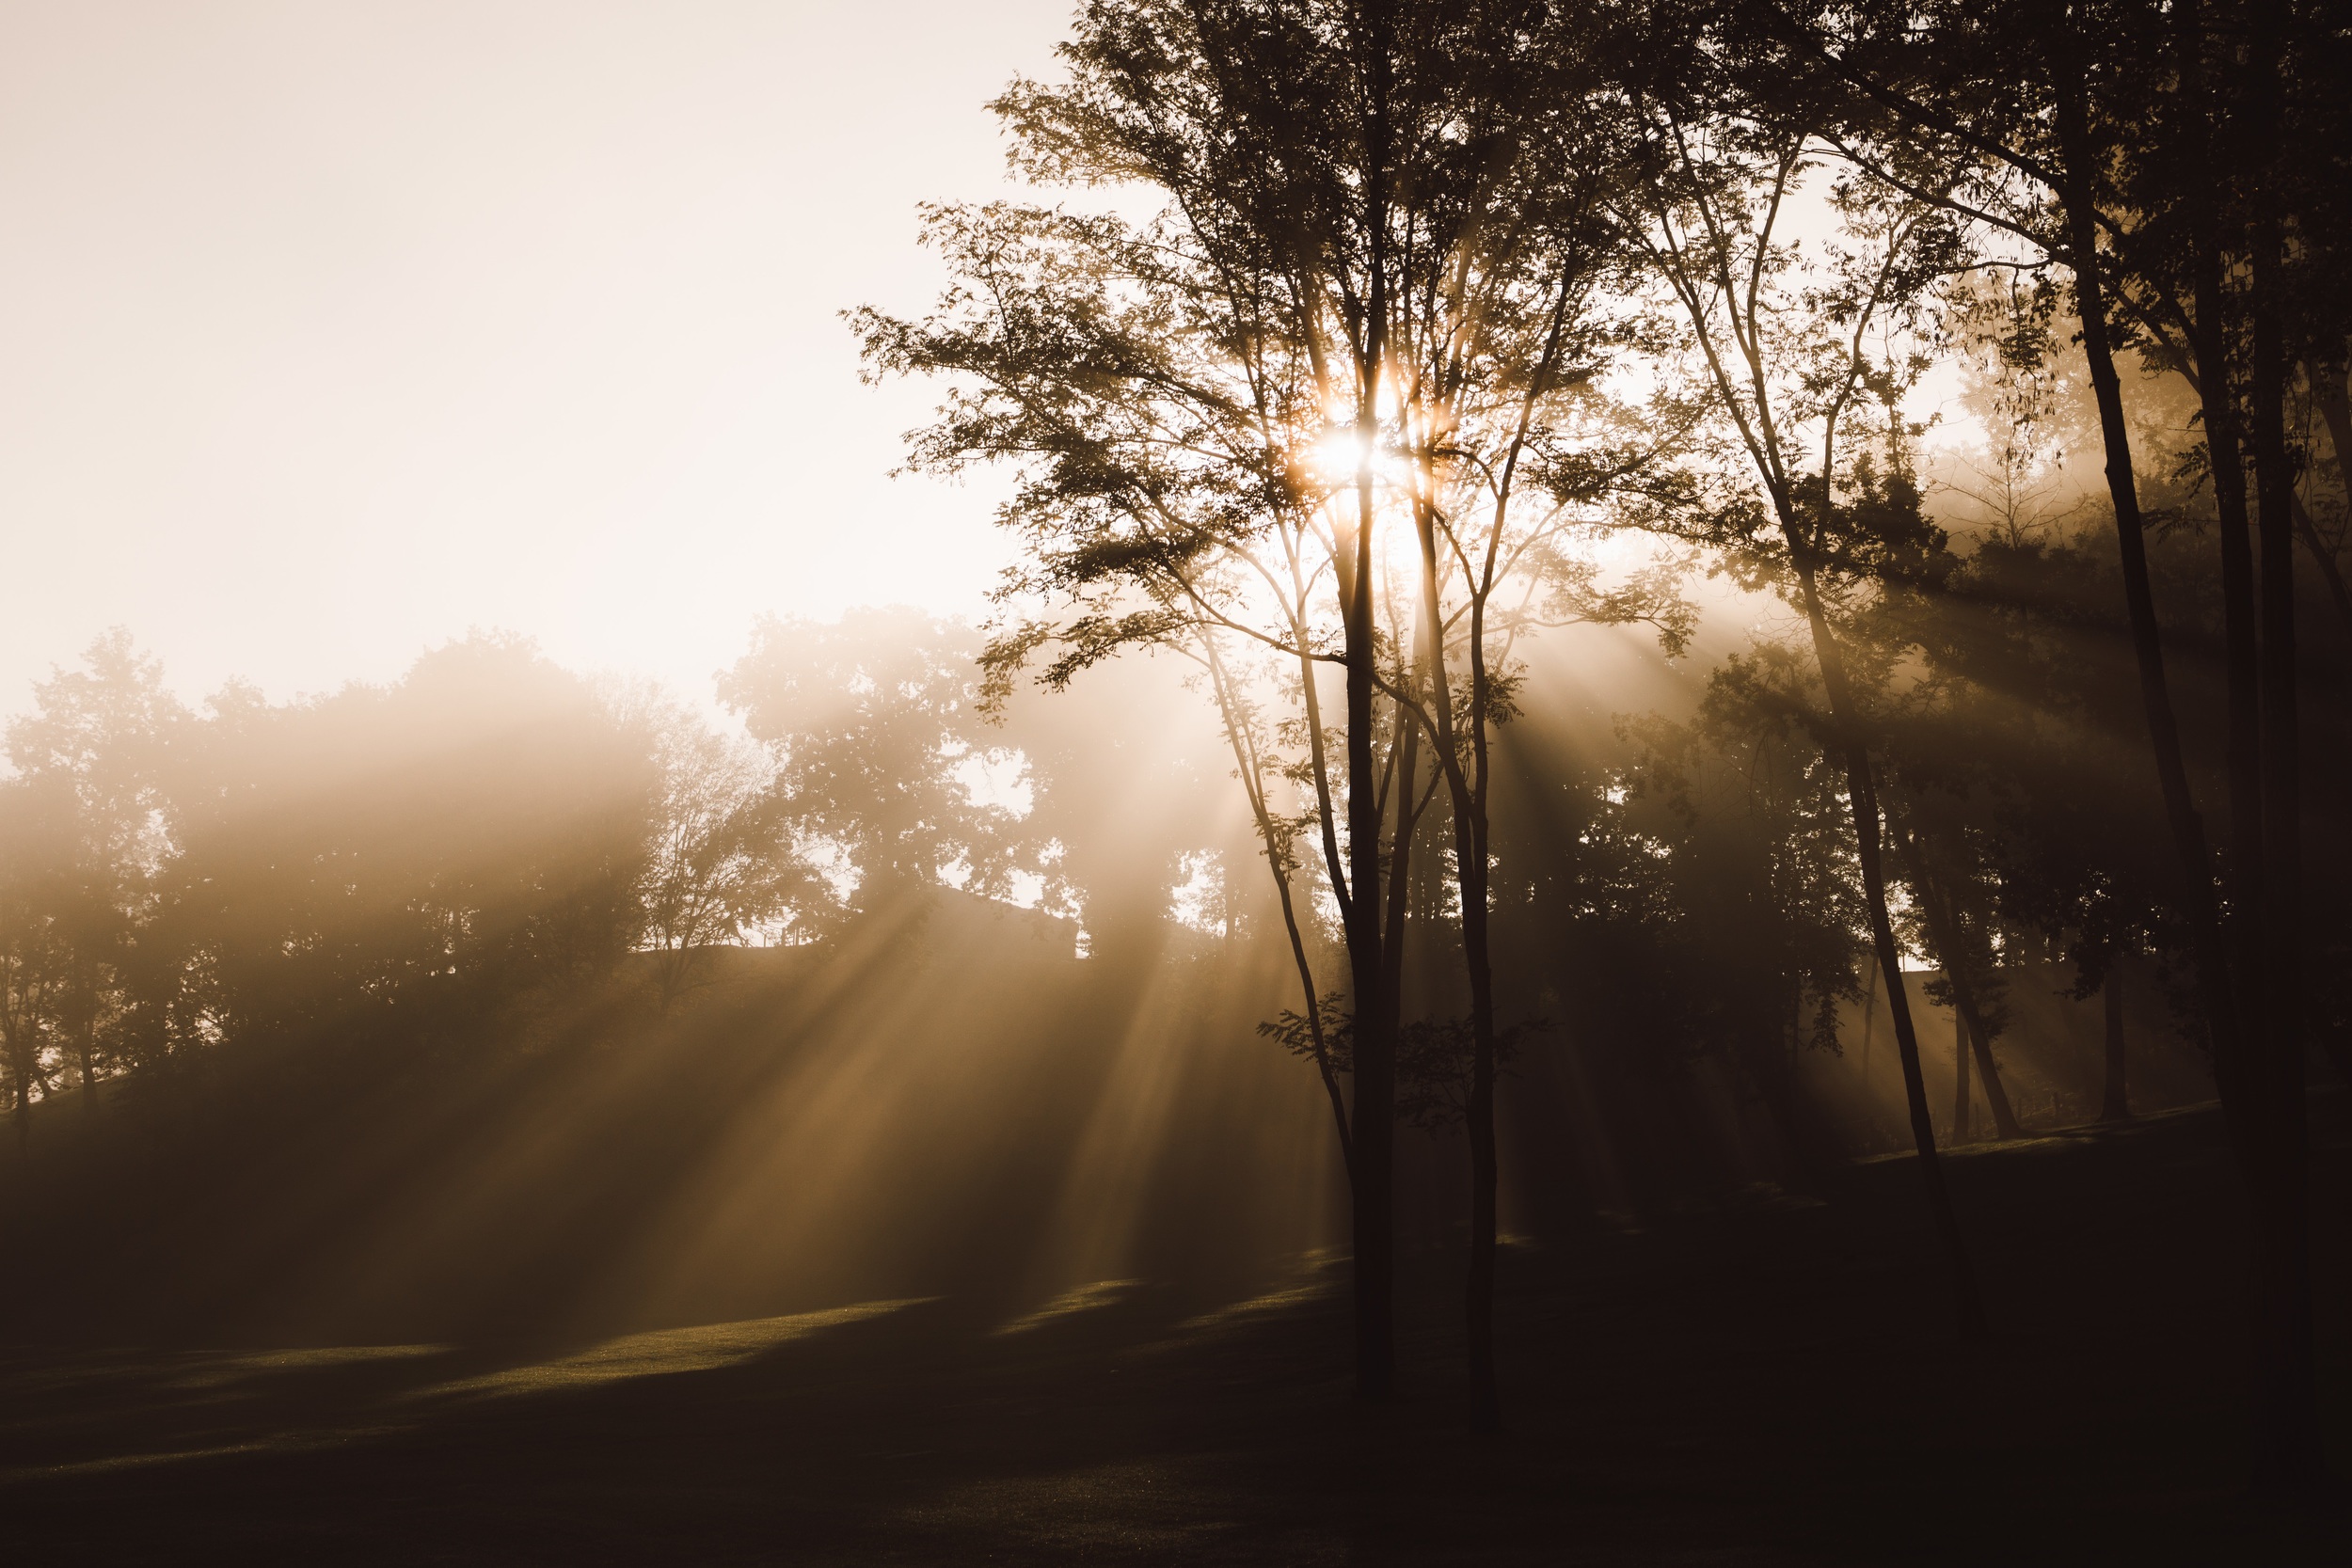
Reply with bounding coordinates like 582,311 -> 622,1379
3,1096 -> 2347,1564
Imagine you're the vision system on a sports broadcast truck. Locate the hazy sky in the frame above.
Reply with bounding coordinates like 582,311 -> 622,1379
0,0 -> 1075,714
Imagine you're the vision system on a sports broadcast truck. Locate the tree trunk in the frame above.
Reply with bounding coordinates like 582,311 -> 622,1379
1963,1015 -> 2020,1140
1851,762 -> 1981,1338
1408,450 -> 1504,1431
1343,622 -> 1395,1402
2244,0 -> 2320,1491
1203,634 -> 1353,1180
1457,786 -> 1501,1435
2102,964 -> 2131,1123
2176,0 -> 2270,1055
1896,834 -> 2026,1143
1950,1008 -> 1971,1145
1858,953 -> 1880,1085
1637,90 -> 1980,1339
1343,305 -> 1396,1402
2050,42 -> 2239,1068
1337,34 -> 1399,1386
1785,555 -> 1985,1339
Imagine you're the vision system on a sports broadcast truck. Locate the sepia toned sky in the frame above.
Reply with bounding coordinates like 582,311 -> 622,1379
0,0 -> 1073,714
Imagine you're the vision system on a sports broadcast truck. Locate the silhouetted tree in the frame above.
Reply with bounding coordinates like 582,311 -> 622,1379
857,0 -> 1478,1397
625,693 -> 822,1011
719,610 -> 1065,925
1597,21 -> 1988,1332
1,631 -> 184,1119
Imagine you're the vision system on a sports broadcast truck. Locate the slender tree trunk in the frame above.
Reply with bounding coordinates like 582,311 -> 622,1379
2102,963 -> 2131,1123
1950,1008 -> 1972,1145
1381,700 -> 1422,1010
1202,634 -> 1353,1180
1964,1017 -> 2019,1140
2049,53 -> 2244,1091
2244,0 -> 2320,1490
1640,99 -> 1979,1337
1337,54 -> 1398,1392
1455,769 -> 1501,1435
1858,953 -> 1880,1085
1375,693 -> 1425,1228
1851,759 -> 1982,1338
1402,383 -> 1512,1428
1897,833 -> 2025,1141
2178,0 -> 2272,1105
1343,590 -> 1395,1402
1413,543 -> 1504,1433
1343,388 -> 1395,1404
1786,555 -> 1985,1338
1281,881 -> 1355,1180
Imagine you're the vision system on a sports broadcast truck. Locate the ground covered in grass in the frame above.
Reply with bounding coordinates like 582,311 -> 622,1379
4,1097 -> 2348,1565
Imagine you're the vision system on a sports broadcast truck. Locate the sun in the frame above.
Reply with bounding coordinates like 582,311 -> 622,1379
1306,424 -> 1422,495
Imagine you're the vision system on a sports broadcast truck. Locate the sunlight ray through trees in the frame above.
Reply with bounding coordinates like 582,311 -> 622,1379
4,0 -> 2349,1541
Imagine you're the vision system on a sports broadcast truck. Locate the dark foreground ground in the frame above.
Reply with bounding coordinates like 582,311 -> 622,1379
4,1096 -> 2349,1566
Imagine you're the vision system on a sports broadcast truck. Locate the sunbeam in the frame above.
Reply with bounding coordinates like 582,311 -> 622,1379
3,0 -> 2348,1559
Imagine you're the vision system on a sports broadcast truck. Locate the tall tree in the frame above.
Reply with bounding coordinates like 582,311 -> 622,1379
1601,35 -> 1988,1333
859,0 -> 1566,1397
1345,2 -> 1691,1425
3,630 -> 184,1113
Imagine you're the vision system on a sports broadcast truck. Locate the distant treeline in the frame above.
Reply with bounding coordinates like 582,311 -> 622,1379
0,611 -> 1043,1105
